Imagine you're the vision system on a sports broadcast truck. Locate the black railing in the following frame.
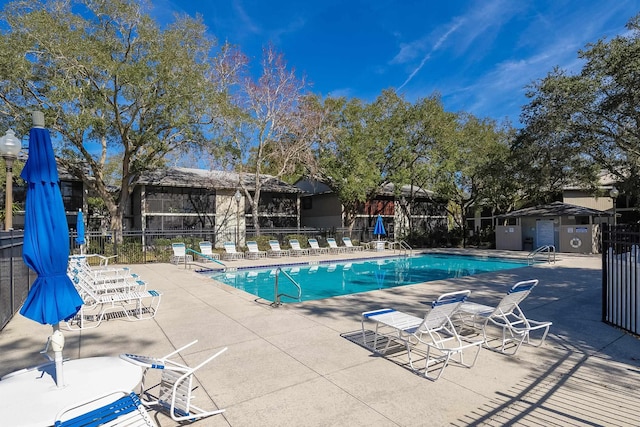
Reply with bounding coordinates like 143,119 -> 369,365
67,227 -> 383,265
1,226 -> 384,332
602,224 -> 640,336
0,231 -> 34,331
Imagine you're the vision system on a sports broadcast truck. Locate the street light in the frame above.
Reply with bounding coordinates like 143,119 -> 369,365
234,190 -> 242,245
0,129 -> 22,230
609,187 -> 619,226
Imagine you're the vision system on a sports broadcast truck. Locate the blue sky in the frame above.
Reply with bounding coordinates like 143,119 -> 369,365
151,0 -> 640,126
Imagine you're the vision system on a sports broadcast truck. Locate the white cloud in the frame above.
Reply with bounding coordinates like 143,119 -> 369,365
233,0 -> 261,35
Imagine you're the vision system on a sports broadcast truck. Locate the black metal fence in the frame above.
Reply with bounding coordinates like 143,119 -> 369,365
602,224 -> 640,335
0,231 -> 34,331
67,227 -> 380,265
0,226 -> 386,331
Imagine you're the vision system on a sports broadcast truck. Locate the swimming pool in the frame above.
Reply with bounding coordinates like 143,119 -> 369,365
210,253 -> 529,303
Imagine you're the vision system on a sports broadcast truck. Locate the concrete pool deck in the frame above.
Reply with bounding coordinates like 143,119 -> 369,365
1,248 -> 639,426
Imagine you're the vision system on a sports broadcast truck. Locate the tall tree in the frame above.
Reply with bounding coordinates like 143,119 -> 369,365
226,44 -> 319,233
316,95 -> 387,232
0,0 -> 234,237
384,92 -> 457,233
520,13 -> 640,200
429,113 -> 510,246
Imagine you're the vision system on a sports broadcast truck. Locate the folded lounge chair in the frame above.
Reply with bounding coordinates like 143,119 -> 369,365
268,240 -> 290,257
246,241 -> 267,259
361,290 -> 483,380
120,340 -> 227,422
222,241 -> 244,261
288,239 -> 310,256
308,238 -> 329,255
456,279 -> 552,355
342,237 -> 364,252
326,238 -> 346,254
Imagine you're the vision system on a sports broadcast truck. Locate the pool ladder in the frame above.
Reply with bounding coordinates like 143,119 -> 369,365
272,267 -> 302,307
527,245 -> 556,265
389,240 -> 413,256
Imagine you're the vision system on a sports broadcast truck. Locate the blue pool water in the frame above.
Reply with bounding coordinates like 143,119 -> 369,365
210,253 -> 528,303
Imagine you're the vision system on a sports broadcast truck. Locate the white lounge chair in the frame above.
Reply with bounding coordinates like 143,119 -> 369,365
171,243 -> 193,265
222,241 -> 244,261
361,290 -> 483,380
68,265 -> 147,294
288,239 -> 310,256
55,390 -> 158,427
120,340 -> 227,422
342,237 -> 364,252
268,240 -> 290,257
246,241 -> 267,259
198,241 -> 220,262
326,238 -> 346,254
457,279 -> 552,355
308,238 -> 329,255
64,273 -> 162,330
68,257 -> 146,293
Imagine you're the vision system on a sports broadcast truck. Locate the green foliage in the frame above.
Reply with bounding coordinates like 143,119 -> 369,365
519,13 -> 640,201
0,0 -> 235,235
317,95 -> 388,229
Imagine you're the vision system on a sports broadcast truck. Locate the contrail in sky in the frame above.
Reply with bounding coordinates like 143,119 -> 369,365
398,21 -> 462,90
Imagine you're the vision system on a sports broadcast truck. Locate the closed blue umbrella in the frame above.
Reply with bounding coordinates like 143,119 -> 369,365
19,115 -> 83,387
20,123 -> 82,326
76,209 -> 85,254
373,215 -> 386,241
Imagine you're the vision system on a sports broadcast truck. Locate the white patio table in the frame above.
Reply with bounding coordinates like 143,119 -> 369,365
0,356 -> 142,427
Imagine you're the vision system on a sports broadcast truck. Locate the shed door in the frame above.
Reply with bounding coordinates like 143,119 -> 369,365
536,219 -> 555,248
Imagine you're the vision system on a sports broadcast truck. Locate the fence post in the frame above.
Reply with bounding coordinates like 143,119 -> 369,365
601,223 -> 609,323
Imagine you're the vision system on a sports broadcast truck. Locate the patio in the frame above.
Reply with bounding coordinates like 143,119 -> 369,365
1,249 -> 639,426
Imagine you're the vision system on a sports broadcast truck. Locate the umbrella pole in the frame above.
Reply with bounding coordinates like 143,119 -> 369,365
51,324 -> 65,388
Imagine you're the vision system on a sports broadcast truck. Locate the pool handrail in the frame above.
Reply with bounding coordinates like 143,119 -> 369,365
388,240 -> 413,256
527,245 -> 555,265
272,267 -> 302,307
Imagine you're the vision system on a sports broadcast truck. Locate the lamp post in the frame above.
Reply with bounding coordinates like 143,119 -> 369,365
0,129 -> 22,230
609,187 -> 619,226
234,190 -> 242,246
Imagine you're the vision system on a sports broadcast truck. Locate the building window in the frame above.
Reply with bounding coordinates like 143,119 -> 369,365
145,186 -> 215,214
60,181 -> 83,212
302,197 -> 312,210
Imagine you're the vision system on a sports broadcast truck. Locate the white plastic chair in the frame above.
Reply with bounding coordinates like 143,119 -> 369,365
222,241 -> 244,260
246,241 -> 267,259
308,238 -> 329,255
342,237 -> 364,252
361,290 -> 483,380
198,241 -> 220,262
268,240 -> 290,257
326,238 -> 346,253
170,243 -> 193,265
121,341 -> 227,422
457,279 -> 552,355
288,239 -> 310,256
55,390 -> 158,426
